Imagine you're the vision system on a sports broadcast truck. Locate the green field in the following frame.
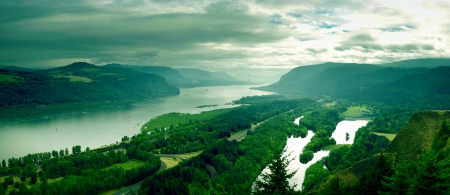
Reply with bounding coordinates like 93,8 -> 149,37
141,108 -> 233,132
374,132 -> 397,141
321,144 -> 351,151
54,75 -> 92,82
343,106 -> 373,119
323,101 -> 337,107
160,157 -> 182,169
102,160 -> 146,171
0,74 -> 18,82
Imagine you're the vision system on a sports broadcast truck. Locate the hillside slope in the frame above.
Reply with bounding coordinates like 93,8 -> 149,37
0,62 -> 180,108
257,59 -> 450,105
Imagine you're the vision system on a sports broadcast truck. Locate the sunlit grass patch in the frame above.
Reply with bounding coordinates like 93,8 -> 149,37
321,144 -> 351,151
141,108 -> 233,132
54,75 -> 92,82
102,160 -> 146,171
373,132 -> 397,141
343,106 -> 371,117
0,74 -> 19,82
323,101 -> 337,107
160,157 -> 182,169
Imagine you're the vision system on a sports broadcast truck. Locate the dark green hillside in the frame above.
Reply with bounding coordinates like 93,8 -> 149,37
0,62 -> 179,108
386,110 -> 450,161
301,64 -> 382,95
346,66 -> 450,105
258,59 -> 450,106
256,62 -> 360,94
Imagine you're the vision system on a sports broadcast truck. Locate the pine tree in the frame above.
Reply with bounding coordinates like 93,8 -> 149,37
253,151 -> 298,195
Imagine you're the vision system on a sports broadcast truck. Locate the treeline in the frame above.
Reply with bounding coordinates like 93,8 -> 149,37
1,142 -> 161,195
0,64 -> 179,108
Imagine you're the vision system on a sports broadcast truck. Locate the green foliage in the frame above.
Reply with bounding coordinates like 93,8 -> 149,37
358,154 -> 393,195
253,151 -> 297,195
303,161 -> 330,192
233,95 -> 286,104
432,120 -> 450,150
382,150 -> 450,195
299,150 -> 314,164
141,109 -> 233,133
300,107 -> 343,155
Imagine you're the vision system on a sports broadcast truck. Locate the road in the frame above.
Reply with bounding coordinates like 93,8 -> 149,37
112,181 -> 142,195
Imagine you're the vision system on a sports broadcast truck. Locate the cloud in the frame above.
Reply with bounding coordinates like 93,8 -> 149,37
0,0 -> 448,71
334,33 -> 436,53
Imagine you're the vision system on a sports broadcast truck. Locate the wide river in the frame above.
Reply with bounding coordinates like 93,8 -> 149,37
0,85 -> 273,161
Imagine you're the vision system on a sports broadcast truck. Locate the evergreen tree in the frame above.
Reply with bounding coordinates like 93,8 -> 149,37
253,151 -> 297,195
40,171 -> 48,194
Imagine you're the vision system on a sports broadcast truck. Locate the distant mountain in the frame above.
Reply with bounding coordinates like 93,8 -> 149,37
257,59 -> 450,105
0,62 -> 179,108
104,64 -> 251,87
0,65 -> 34,72
104,64 -> 193,87
176,68 -> 251,87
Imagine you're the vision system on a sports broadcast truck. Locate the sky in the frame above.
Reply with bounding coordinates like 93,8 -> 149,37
1,0 -> 449,81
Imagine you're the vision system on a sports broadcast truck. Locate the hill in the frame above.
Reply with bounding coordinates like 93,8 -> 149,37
257,59 -> 450,105
0,62 -> 179,108
0,65 -> 34,72
104,64 -> 193,88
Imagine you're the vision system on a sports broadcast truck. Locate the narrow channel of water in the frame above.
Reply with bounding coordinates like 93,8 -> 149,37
254,117 -> 369,191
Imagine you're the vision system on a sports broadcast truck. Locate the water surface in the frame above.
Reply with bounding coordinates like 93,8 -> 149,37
0,85 -> 273,161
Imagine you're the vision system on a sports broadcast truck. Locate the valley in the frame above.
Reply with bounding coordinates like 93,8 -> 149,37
1,58 -> 450,195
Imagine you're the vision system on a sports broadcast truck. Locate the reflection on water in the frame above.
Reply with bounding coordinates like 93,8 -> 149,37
331,120 -> 369,144
0,85 -> 273,161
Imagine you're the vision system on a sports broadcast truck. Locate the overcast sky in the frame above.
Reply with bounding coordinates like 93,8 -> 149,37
1,0 -> 449,80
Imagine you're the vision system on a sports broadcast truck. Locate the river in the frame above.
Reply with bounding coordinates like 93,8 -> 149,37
0,85 -> 273,161
255,117 -> 369,191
